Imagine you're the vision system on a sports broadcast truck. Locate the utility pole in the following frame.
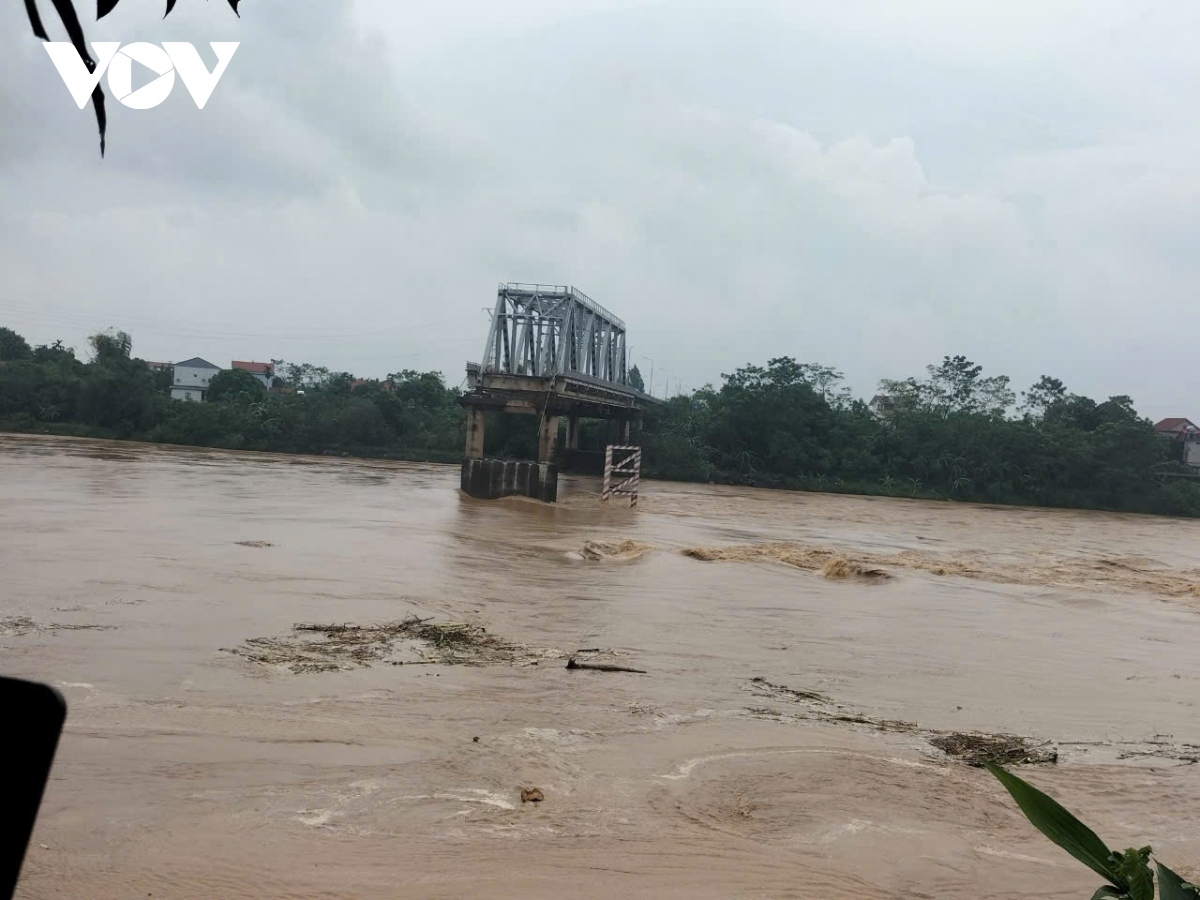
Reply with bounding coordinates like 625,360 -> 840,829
641,356 -> 655,396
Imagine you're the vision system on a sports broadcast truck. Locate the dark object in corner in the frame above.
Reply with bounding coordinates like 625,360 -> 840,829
0,677 -> 67,900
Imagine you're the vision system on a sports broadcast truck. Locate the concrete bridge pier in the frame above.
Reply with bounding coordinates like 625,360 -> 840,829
538,414 -> 560,463
460,457 -> 558,503
459,403 -> 558,502
465,407 -> 485,460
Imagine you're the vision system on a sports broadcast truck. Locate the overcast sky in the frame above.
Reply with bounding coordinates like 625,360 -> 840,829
2,0 -> 1197,418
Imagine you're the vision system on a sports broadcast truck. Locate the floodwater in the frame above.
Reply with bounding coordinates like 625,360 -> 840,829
4,433 -> 1200,899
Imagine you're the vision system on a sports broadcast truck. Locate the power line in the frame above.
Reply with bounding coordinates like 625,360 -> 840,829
0,301 -> 483,344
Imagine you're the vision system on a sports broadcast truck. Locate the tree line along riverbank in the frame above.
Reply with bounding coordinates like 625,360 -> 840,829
3,325 -> 1199,517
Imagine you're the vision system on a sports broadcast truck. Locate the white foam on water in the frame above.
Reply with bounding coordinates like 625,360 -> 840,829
294,808 -> 335,827
660,747 -> 842,781
816,820 -> 874,843
401,789 -> 516,811
974,845 -> 1059,865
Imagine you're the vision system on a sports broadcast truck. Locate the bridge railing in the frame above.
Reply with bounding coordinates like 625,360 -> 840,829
466,362 -> 669,405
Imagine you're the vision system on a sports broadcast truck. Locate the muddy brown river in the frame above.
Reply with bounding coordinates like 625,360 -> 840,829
4,433 -> 1200,899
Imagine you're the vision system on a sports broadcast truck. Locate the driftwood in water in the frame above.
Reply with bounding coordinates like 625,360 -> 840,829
566,657 -> 646,674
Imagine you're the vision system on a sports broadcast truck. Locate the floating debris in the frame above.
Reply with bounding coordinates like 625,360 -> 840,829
929,732 -> 1058,767
1,616 -> 114,637
520,788 -> 544,803
235,540 -> 273,548
566,657 -> 647,674
746,677 -> 1056,766
223,616 -> 562,674
749,676 -> 827,703
750,677 -> 1200,767
1,616 -> 37,636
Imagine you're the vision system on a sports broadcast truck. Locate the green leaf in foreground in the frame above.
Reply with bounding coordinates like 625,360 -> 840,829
1111,847 -> 1154,900
1157,862 -> 1200,900
985,761 -> 1120,885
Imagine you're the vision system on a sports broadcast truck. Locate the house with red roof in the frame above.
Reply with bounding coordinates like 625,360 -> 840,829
349,377 -> 396,393
1154,418 -> 1200,441
1154,418 -> 1200,468
231,360 -> 275,389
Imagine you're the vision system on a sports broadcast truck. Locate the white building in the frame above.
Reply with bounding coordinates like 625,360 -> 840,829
170,357 -> 220,402
1153,418 -> 1200,470
868,394 -> 896,419
1186,442 -> 1200,469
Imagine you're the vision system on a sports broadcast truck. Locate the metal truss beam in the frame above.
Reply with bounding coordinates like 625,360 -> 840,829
480,283 -> 629,387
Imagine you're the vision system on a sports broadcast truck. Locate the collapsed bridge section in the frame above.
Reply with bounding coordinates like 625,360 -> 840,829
459,283 -> 661,502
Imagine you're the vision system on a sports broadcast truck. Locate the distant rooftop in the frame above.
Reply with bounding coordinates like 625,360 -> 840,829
1154,417 -> 1199,433
174,357 -> 219,370
232,360 -> 274,375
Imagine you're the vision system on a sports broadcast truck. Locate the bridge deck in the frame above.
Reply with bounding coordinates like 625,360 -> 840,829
461,364 -> 662,419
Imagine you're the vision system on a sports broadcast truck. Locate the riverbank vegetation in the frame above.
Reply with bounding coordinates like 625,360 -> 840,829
0,327 -> 464,462
636,355 -> 1200,516
2,326 -> 1198,516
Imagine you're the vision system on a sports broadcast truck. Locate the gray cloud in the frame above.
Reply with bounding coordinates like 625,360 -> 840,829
2,0 -> 1198,421
0,0 -> 483,197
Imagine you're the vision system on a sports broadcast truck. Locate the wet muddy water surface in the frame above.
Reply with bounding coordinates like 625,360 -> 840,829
4,434 -> 1200,899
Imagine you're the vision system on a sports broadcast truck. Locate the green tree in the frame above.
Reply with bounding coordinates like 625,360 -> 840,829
77,330 -> 160,435
0,327 -> 33,362
276,361 -> 335,391
628,365 -> 645,392
207,368 -> 267,402
706,357 -> 848,481
88,329 -> 132,365
923,355 -> 1014,417
881,356 -> 1013,419
1021,376 -> 1067,420
151,367 -> 173,395
32,340 -> 75,365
